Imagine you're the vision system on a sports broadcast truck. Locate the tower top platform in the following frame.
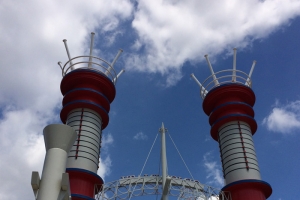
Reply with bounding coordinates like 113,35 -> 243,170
58,32 -> 125,85
191,48 -> 256,99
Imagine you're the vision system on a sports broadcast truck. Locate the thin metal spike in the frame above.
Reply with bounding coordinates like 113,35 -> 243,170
245,60 -> 256,86
57,62 -> 63,70
204,55 -> 219,86
88,32 -> 95,68
106,49 -> 123,76
190,73 -> 208,97
63,39 -> 74,70
232,48 -> 237,82
113,69 -> 125,83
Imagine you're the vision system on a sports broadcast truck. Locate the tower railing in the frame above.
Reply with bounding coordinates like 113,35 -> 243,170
191,49 -> 256,99
200,69 -> 252,99
58,32 -> 124,86
60,55 -> 119,84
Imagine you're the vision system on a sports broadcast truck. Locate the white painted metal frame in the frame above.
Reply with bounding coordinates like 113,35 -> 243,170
200,69 -> 252,97
96,176 -> 231,200
191,48 -> 257,99
58,32 -> 124,85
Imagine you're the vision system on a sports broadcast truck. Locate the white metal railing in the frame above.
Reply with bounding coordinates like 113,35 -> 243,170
59,55 -> 119,85
200,69 -> 252,99
58,32 -> 124,85
95,176 -> 231,200
191,49 -> 256,99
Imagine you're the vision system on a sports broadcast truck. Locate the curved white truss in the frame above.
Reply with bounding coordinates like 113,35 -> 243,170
96,175 -> 231,200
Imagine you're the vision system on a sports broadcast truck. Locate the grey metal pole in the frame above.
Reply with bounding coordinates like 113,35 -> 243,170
232,48 -> 237,82
159,122 -> 168,200
88,32 -> 95,68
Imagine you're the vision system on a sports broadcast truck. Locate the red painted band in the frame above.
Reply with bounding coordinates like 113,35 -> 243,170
203,84 -> 255,116
222,179 -> 272,200
61,69 -> 116,103
209,102 -> 254,126
210,114 -> 257,141
66,168 -> 103,198
63,88 -> 110,113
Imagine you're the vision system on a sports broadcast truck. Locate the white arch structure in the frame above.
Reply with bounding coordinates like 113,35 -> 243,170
96,124 -> 231,200
96,175 -> 231,200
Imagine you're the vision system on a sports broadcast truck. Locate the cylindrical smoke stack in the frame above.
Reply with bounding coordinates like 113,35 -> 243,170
36,124 -> 76,200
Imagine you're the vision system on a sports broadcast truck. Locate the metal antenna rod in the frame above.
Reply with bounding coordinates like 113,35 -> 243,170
190,73 -> 208,96
113,69 -> 125,83
63,39 -> 74,70
204,55 -> 219,86
232,48 -> 237,82
88,32 -> 95,68
105,49 -> 123,76
245,60 -> 257,86
57,62 -> 63,70
159,123 -> 168,200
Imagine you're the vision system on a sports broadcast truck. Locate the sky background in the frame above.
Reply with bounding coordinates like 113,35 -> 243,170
0,0 -> 300,200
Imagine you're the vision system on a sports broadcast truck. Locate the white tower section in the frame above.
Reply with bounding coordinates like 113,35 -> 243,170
66,108 -> 102,173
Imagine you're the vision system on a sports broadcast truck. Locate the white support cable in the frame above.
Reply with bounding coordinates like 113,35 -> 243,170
128,133 -> 159,200
167,133 -> 194,180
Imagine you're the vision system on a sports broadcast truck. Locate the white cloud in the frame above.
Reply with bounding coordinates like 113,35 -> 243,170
263,100 -> 300,134
127,0 -> 300,85
0,109 -> 48,199
197,196 -> 219,200
203,152 -> 224,188
0,0 -> 133,199
102,133 -> 114,148
133,132 -> 148,140
98,134 -> 114,181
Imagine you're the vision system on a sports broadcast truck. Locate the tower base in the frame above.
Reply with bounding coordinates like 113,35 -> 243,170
67,168 -> 103,200
222,180 -> 272,200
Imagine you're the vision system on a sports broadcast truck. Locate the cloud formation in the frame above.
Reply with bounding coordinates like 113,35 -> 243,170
98,134 -> 114,180
263,100 -> 300,134
133,132 -> 148,140
128,0 -> 300,86
203,152 -> 224,188
1,0 -> 300,199
0,0 -> 132,199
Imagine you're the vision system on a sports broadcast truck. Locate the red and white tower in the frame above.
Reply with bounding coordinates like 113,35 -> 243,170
191,49 -> 272,200
58,32 -> 124,200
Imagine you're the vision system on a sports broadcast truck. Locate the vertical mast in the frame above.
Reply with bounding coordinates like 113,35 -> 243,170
159,122 -> 168,200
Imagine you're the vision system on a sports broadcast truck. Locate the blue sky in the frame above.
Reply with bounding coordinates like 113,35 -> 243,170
0,1 -> 300,200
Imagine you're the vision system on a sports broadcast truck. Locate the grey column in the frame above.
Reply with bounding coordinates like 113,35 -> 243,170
66,108 -> 102,173
218,121 -> 261,185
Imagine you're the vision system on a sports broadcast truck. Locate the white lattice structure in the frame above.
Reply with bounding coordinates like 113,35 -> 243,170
96,175 -> 231,200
